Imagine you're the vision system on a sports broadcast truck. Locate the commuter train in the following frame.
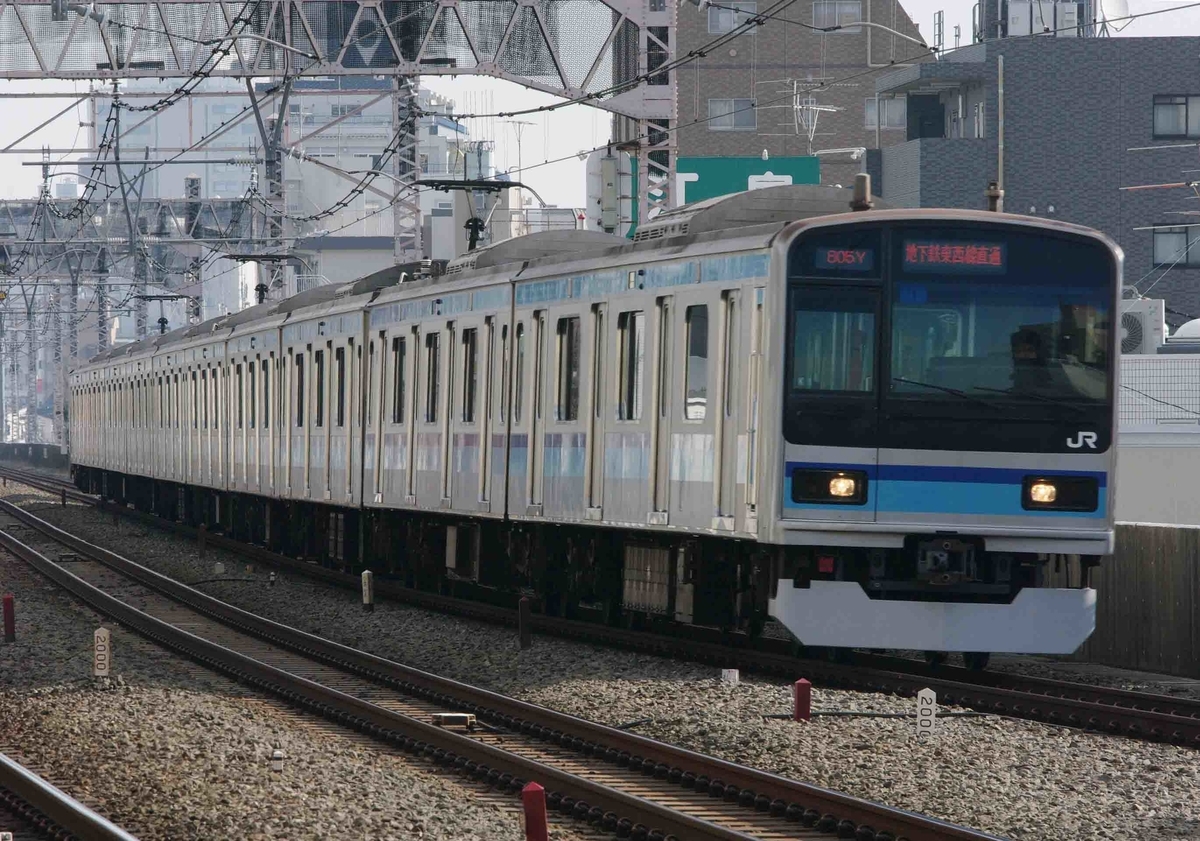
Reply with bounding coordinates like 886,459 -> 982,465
68,182 -> 1121,665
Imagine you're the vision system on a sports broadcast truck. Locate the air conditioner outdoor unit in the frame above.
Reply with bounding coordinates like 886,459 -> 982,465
1120,296 -> 1167,355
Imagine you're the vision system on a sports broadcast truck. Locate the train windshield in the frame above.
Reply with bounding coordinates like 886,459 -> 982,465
785,223 -> 1117,451
888,228 -> 1112,406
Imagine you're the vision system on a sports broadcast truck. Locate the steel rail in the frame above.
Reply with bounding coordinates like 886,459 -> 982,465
0,527 -> 757,841
0,483 -> 1003,841
0,751 -> 141,841
6,465 -> 1200,747
2,499 -> 997,841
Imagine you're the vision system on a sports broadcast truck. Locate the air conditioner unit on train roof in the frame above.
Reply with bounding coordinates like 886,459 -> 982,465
1120,296 -> 1167,355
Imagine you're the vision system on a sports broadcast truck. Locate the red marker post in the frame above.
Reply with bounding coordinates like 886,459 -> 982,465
793,678 -> 811,722
2,594 -> 15,643
521,781 -> 548,841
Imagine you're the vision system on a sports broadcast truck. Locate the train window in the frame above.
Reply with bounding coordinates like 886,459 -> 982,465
236,364 -> 244,429
425,332 -> 440,423
191,372 -> 198,430
462,328 -> 478,423
248,362 -> 256,429
788,288 -> 876,393
202,370 -> 209,429
684,305 -> 708,420
556,317 -> 580,422
535,315 -> 546,421
262,359 -> 270,429
335,347 -> 346,427
514,323 -> 526,424
367,342 -> 375,425
315,350 -> 327,428
392,337 -> 406,423
593,308 -> 604,420
723,294 -> 737,417
295,354 -> 305,427
617,311 -> 645,421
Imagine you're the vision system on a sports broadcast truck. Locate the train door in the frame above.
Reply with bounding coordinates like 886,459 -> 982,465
648,295 -> 673,524
584,303 -> 606,519
744,287 -> 766,534
448,316 -> 484,512
713,290 -> 739,530
782,283 -> 880,524
526,311 -> 548,514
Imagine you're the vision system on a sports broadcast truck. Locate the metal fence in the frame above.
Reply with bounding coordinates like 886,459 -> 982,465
1075,523 -> 1200,677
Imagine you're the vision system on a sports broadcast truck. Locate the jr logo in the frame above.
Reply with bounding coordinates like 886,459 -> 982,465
1066,431 -> 1098,449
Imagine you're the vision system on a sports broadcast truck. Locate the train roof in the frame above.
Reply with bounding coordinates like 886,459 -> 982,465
79,184 -> 892,369
443,229 -> 627,277
630,183 -> 891,244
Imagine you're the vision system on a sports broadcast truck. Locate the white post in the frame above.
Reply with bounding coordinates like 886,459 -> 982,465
916,687 -> 937,738
93,627 -> 111,677
361,569 -> 374,612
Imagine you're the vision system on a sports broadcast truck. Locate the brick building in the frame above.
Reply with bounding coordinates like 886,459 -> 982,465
874,9 -> 1200,320
675,0 -> 930,191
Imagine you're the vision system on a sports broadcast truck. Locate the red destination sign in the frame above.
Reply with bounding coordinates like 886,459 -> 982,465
903,241 -> 1006,274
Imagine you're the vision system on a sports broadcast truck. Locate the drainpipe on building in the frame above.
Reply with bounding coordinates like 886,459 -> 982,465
995,53 -> 1005,209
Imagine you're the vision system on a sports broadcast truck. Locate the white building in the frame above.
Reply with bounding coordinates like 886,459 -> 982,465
90,79 -> 498,322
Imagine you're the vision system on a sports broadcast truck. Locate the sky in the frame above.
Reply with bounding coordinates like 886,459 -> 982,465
0,0 -> 1197,212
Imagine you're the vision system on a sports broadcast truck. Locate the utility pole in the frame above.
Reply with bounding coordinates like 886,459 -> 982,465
96,246 -> 109,354
53,279 -> 63,451
134,219 -> 148,339
0,308 -> 6,443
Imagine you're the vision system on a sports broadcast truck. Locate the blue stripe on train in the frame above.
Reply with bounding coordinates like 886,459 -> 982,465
782,461 -> 1107,518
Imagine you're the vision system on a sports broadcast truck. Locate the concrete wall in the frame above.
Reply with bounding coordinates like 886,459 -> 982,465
675,0 -> 931,190
1115,434 -> 1200,526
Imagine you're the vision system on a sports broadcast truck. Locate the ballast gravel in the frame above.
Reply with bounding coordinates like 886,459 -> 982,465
0,527 -> 562,841
5,482 -> 1200,841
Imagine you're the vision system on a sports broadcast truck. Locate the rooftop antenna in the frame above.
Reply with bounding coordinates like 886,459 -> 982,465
953,23 -> 961,49
933,11 -> 944,55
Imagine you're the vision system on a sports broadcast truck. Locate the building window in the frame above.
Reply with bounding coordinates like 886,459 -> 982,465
391,337 -> 406,423
708,0 -> 756,33
1153,95 -> 1200,139
865,97 -> 907,129
684,306 -> 709,420
708,98 -> 756,131
813,0 -> 861,31
1152,227 -> 1200,267
556,317 -> 581,421
462,328 -> 478,423
617,311 -> 645,421
425,332 -> 440,423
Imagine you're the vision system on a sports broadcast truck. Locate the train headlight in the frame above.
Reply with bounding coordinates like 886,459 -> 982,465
792,468 -> 868,505
1029,482 -> 1057,504
1022,476 -> 1100,512
829,475 -> 857,497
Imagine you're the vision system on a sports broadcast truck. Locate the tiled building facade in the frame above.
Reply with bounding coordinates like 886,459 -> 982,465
875,32 -> 1200,322
675,0 -> 930,189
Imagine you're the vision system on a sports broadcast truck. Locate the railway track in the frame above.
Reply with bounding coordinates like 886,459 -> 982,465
0,490 -> 998,841
0,749 -> 139,841
4,464 -> 1200,748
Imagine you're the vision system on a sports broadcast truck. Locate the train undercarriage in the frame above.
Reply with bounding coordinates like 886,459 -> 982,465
73,465 -> 1096,667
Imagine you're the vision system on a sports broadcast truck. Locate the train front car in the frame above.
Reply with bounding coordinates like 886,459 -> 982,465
765,211 -> 1120,664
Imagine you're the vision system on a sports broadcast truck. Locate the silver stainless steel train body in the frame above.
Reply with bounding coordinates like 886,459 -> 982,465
67,186 -> 1122,657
